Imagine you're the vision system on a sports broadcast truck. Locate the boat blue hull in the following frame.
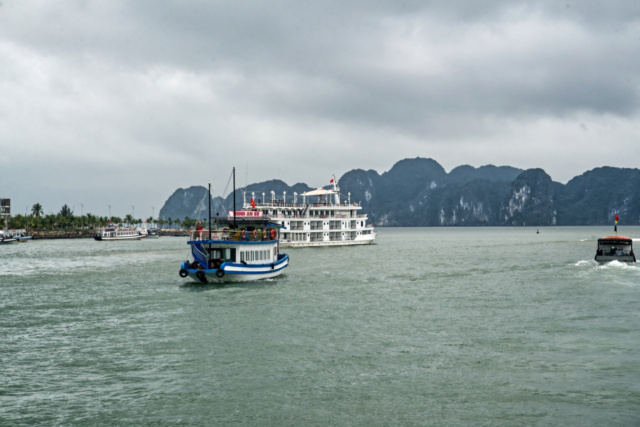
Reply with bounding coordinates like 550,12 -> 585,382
179,254 -> 289,283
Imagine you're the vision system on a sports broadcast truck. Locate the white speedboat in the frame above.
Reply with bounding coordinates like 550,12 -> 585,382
10,229 -> 33,242
178,171 -> 289,284
0,230 -> 17,244
244,176 -> 377,248
94,226 -> 146,241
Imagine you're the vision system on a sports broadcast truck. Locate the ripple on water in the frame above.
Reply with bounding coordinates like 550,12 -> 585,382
2,228 -> 640,426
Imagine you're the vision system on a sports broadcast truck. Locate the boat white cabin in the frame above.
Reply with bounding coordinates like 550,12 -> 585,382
145,228 -> 160,238
243,176 -> 377,248
178,211 -> 289,283
595,235 -> 636,263
94,227 -> 146,241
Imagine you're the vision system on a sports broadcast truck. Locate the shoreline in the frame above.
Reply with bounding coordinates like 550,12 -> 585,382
26,229 -> 190,239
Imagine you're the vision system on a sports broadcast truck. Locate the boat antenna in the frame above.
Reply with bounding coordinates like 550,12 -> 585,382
208,181 -> 212,268
233,166 -> 237,228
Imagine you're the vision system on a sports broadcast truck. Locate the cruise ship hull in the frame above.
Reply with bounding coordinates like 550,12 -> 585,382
280,235 -> 376,248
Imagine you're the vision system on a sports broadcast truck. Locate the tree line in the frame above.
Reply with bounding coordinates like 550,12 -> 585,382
1,203 -> 200,231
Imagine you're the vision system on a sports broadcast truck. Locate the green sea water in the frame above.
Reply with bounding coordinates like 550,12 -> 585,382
1,227 -> 639,426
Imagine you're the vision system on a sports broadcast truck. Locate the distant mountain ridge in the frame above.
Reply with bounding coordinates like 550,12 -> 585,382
159,158 -> 640,226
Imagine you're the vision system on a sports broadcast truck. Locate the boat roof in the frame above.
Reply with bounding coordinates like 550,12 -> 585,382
598,236 -> 633,243
301,188 -> 337,197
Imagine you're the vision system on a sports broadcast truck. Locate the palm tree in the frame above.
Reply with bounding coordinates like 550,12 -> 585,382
59,204 -> 73,217
124,214 -> 134,227
86,213 -> 97,227
31,203 -> 44,218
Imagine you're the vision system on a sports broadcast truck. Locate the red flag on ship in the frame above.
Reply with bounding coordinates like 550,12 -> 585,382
250,198 -> 256,208
330,178 -> 334,183
615,214 -> 619,223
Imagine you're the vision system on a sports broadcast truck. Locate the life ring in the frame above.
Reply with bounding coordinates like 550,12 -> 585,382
216,269 -> 225,278
270,229 -> 276,239
253,230 -> 257,239
179,269 -> 188,278
196,270 -> 207,283
241,230 -> 246,239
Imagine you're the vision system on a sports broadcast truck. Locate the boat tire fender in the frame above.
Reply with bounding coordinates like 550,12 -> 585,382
196,270 -> 208,283
216,269 -> 225,278
179,269 -> 189,278
271,263 -> 275,270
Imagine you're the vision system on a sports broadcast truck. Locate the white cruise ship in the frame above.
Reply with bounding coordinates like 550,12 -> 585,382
242,176 -> 377,248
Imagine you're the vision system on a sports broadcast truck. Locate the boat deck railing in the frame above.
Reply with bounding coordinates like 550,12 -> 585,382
191,229 -> 276,242
252,200 -> 361,209
270,213 -> 369,220
281,235 -> 360,243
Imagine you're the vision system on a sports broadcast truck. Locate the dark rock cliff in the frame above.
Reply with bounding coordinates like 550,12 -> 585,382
159,158 -> 640,226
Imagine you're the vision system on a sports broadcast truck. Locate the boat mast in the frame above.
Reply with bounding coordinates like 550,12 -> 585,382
208,181 -> 212,268
233,167 -> 237,228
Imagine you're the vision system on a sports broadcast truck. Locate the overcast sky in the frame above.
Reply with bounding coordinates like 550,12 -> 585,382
1,1 -> 639,218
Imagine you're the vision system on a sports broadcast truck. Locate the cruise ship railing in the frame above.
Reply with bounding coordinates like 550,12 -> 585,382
308,236 -> 356,242
258,200 -> 361,208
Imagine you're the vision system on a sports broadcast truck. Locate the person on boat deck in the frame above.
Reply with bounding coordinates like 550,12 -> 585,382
194,220 -> 203,231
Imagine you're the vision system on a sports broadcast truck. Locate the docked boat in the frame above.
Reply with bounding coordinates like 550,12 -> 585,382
0,230 -> 17,244
94,226 -> 146,241
10,229 -> 33,242
595,236 -> 636,263
243,176 -> 377,248
145,228 -> 160,238
178,171 -> 289,283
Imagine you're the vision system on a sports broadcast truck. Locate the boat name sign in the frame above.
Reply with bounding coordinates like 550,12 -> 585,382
228,210 -> 263,218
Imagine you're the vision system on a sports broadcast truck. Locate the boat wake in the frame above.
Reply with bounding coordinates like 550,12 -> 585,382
597,260 -> 639,270
574,259 -> 639,271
